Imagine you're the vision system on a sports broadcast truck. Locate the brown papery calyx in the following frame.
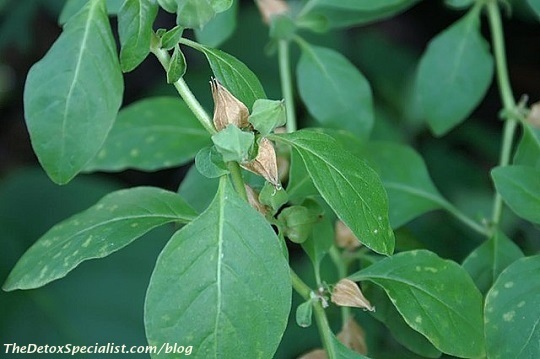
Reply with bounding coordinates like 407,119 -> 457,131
241,138 -> 281,189
210,78 -> 249,131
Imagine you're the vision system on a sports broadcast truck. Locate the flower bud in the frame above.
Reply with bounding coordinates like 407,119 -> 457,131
241,137 -> 281,188
255,0 -> 289,24
210,78 -> 249,131
331,279 -> 374,312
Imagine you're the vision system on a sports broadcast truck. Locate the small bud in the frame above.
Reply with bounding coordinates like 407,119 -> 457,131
331,279 -> 375,312
527,102 -> 540,127
259,182 -> 288,212
244,185 -> 268,215
210,78 -> 249,131
241,137 -> 281,188
255,0 -> 289,24
337,318 -> 368,355
296,300 -> 314,328
335,220 -> 361,250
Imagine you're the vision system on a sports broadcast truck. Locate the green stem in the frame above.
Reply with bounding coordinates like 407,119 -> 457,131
298,0 -> 318,17
227,162 -> 248,201
329,247 -> 351,326
291,269 -> 337,358
278,39 -> 297,133
151,45 -> 216,135
486,1 -> 518,227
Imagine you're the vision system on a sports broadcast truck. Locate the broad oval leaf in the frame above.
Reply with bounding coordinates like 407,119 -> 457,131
365,284 -> 442,358
180,38 -> 266,109
2,187 -> 197,291
355,141 -> 446,228
314,0 -> 416,11
491,165 -> 540,224
462,230 -> 524,294
118,0 -> 158,72
59,0 -> 123,24
145,178 -> 291,358
297,44 -> 373,138
178,164 -> 219,213
485,255 -> 540,359
176,0 -> 215,29
299,0 -> 420,30
350,250 -> 485,358
513,123 -> 540,169
85,97 -> 210,172
24,0 -> 123,184
416,8 -> 494,136
286,148 -> 318,203
272,130 -> 394,255
194,0 -> 238,47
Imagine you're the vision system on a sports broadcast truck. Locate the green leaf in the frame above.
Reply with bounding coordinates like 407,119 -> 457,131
528,0 -> 540,18
24,0 -> 123,184
248,99 -> 286,136
365,284 -> 442,358
297,43 -> 373,138
286,148 -> 318,203
272,130 -> 394,255
85,97 -> 210,172
2,187 -> 197,291
176,0 -> 215,29
194,0 -> 238,48
157,0 -> 176,13
301,215 -> 333,279
211,124 -> 254,162
491,165 -> 540,224
350,250 -> 485,358
485,255 -> 540,359
182,38 -> 266,109
195,145 -> 229,178
118,0 -> 158,72
160,25 -> 184,50
514,123 -> 540,169
145,178 -> 291,358
356,141 -> 446,228
59,0 -> 123,24
445,0 -> 474,9
167,45 -> 187,83
462,230 -> 524,294
416,8 -> 494,135
314,0 -> 413,10
299,0 -> 420,30
178,164 -> 219,213
326,332 -> 370,359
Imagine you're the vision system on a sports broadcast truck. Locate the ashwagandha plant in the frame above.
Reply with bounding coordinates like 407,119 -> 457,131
3,0 -> 540,357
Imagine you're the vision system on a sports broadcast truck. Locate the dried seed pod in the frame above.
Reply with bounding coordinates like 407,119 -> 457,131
241,137 -> 281,188
337,318 -> 368,355
244,184 -> 267,215
527,102 -> 540,127
335,220 -> 361,250
331,279 -> 374,312
255,0 -> 289,24
210,78 -> 249,131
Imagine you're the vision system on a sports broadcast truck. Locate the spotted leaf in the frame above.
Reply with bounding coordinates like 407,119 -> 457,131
3,187 -> 197,291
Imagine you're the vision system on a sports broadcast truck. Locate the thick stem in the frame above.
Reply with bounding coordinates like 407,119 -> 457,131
486,1 -> 518,227
227,162 -> 248,201
278,40 -> 297,133
151,46 -> 216,135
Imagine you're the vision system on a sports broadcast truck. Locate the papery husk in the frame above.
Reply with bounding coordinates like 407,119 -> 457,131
241,138 -> 281,188
244,184 -> 268,215
331,279 -> 374,312
210,78 -> 249,131
527,102 -> 540,127
337,318 -> 368,355
255,0 -> 289,24
335,220 -> 362,250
